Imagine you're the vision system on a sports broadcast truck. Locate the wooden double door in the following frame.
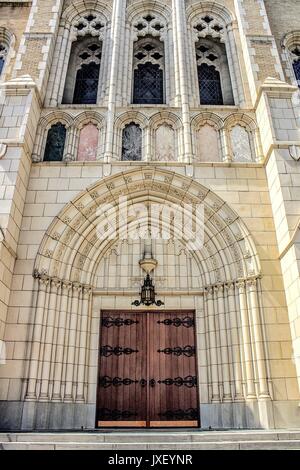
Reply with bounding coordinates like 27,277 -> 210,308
96,310 -> 199,428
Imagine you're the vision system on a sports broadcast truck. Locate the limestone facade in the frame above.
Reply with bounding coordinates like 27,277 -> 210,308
0,0 -> 300,430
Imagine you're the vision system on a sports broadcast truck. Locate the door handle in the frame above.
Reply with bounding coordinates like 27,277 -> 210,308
149,379 -> 156,388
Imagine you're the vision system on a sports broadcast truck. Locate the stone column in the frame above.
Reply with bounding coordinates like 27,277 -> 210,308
64,283 -> 81,402
173,0 -> 193,162
39,279 -> 61,401
246,279 -> 270,399
76,287 -> 92,403
104,0 -> 127,161
226,283 -> 244,401
25,276 -> 49,401
215,285 -> 231,402
52,281 -> 72,402
205,288 -> 220,402
237,280 -> 256,400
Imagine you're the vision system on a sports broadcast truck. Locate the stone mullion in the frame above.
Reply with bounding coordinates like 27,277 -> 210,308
226,26 -> 243,106
122,25 -> 131,106
64,284 -> 80,402
171,4 -> 180,106
57,28 -> 73,105
39,279 -> 61,401
246,279 -> 270,399
144,126 -> 151,162
167,26 -> 175,105
188,27 -> 199,108
237,280 -> 256,400
64,125 -> 76,162
52,281 -> 72,402
25,277 -> 49,401
226,283 -> 244,401
48,25 -> 70,106
220,127 -> 231,162
205,288 -> 220,403
105,0 -> 127,161
173,0 -> 193,162
76,287 -> 91,403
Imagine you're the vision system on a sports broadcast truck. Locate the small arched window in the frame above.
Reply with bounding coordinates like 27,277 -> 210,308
77,123 -> 98,161
0,43 -> 8,77
122,123 -> 142,161
133,36 -> 165,104
44,123 -> 66,162
155,124 -> 176,161
231,125 -> 253,162
195,124 -> 220,162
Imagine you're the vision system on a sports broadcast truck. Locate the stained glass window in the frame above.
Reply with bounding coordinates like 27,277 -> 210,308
44,123 -> 66,162
198,63 -> 223,105
73,61 -> 100,104
0,43 -> 8,77
133,62 -> 163,104
293,60 -> 300,87
122,123 -> 142,161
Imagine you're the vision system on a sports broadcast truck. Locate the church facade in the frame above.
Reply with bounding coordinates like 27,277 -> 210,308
0,0 -> 300,431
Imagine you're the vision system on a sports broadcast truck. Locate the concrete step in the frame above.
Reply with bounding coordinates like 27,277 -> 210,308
1,440 -> 300,450
1,430 -> 300,450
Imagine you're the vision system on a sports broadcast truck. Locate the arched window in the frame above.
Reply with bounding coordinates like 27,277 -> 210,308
122,123 -> 142,161
193,17 -> 234,106
0,42 -> 8,77
78,123 -> 98,161
133,36 -> 164,104
155,124 -> 176,161
44,123 -> 66,162
195,124 -> 220,162
231,125 -> 253,162
63,36 -> 102,104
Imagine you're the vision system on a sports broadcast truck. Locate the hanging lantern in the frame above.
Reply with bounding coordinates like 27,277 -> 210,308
132,274 -> 164,307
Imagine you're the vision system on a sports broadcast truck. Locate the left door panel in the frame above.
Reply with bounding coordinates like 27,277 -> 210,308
97,312 -> 147,427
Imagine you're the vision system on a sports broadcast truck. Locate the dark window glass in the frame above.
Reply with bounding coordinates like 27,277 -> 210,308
44,123 -> 66,162
0,57 -> 4,76
122,123 -> 142,161
73,62 -> 100,104
133,62 -> 164,104
198,63 -> 223,105
293,60 -> 300,87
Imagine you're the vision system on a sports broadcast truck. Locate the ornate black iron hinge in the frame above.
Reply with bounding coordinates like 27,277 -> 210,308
157,345 -> 195,357
100,345 -> 139,357
157,375 -> 197,388
159,408 -> 199,420
157,317 -> 195,328
99,376 -> 147,388
98,408 -> 138,420
102,317 -> 139,328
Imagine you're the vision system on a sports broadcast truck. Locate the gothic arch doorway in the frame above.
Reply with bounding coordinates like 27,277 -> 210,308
25,167 -> 272,430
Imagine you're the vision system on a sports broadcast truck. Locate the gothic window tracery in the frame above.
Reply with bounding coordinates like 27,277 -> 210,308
122,123 -> 142,161
63,11 -> 104,105
192,14 -> 234,106
195,37 -> 233,106
44,123 -> 66,162
0,42 -> 8,76
133,36 -> 165,104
